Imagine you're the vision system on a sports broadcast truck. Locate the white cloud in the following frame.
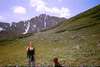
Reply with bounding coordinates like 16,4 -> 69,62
57,0 -> 63,2
30,0 -> 71,18
13,6 -> 27,14
30,0 -> 46,8
0,16 -> 6,21
0,16 -> 3,19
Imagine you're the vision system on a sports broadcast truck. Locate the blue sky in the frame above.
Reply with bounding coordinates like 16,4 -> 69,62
0,0 -> 100,23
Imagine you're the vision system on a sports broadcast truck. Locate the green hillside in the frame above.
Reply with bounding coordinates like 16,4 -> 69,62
0,5 -> 100,66
55,5 -> 100,33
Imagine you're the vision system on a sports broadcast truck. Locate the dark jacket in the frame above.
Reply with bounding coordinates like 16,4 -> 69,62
27,48 -> 35,61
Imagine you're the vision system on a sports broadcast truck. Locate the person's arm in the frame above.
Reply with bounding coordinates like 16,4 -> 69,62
26,46 -> 29,51
26,46 -> 29,57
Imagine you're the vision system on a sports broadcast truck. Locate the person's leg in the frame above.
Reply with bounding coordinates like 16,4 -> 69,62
28,57 -> 31,67
31,56 -> 35,67
31,61 -> 35,67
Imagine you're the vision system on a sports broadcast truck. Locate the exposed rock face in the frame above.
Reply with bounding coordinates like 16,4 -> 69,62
0,14 -> 66,40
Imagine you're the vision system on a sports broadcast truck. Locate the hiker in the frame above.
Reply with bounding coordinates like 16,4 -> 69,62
53,57 -> 63,67
26,41 -> 35,67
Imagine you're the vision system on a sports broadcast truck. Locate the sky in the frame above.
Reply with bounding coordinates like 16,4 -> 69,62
0,0 -> 100,23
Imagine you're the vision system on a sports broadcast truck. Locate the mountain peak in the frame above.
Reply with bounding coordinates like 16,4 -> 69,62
0,14 -> 66,40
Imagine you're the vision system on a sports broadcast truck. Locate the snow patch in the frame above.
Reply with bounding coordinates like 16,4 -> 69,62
44,15 -> 47,28
0,27 -> 3,32
33,24 -> 37,28
9,22 -> 12,27
22,21 -> 30,34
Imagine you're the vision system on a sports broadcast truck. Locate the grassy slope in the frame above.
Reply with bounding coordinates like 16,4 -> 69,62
0,5 -> 100,66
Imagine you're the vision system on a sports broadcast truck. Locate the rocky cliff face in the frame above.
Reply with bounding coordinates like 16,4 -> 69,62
0,14 -> 66,40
